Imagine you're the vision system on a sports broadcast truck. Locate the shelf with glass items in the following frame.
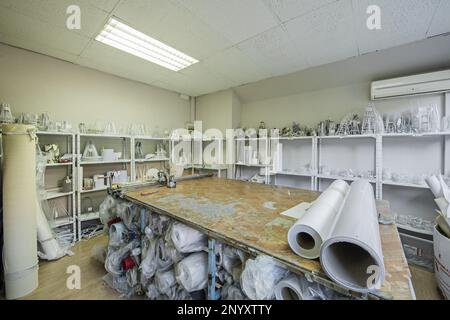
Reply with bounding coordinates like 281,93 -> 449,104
37,131 -> 77,243
190,137 -> 228,178
133,136 -> 170,182
76,133 -> 133,240
233,134 -> 271,184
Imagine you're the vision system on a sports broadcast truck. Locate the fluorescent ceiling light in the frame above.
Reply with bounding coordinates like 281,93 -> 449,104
95,17 -> 199,71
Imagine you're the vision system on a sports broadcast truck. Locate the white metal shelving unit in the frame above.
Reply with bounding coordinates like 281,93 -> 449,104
132,135 -> 170,181
37,131 -> 77,243
191,137 -> 228,178
76,133 -> 133,240
234,136 -> 271,184
271,136 -> 316,190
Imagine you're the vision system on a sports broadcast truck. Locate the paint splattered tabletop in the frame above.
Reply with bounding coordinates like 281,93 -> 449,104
125,178 -> 413,300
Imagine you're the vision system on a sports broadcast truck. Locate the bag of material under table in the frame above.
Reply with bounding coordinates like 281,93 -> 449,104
240,255 -> 288,300
171,222 -> 207,253
175,252 -> 208,292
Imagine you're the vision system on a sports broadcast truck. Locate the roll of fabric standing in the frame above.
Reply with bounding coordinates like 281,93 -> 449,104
320,179 -> 385,293
287,180 -> 349,259
175,252 -> 208,292
2,124 -> 39,299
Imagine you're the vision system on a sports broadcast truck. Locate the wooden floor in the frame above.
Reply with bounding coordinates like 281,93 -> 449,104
410,265 -> 443,300
16,235 -> 443,300
23,235 -> 122,300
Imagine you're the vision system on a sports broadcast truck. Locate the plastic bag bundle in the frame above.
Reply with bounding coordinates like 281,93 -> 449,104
141,237 -> 158,279
126,268 -> 139,287
156,238 -> 174,271
222,246 -> 248,282
146,283 -> 160,300
217,269 -> 233,285
176,252 -> 208,292
274,273 -> 334,300
240,255 -> 288,300
108,222 -> 126,247
157,215 -> 172,235
166,241 -> 186,264
112,275 -> 131,295
155,269 -> 177,296
171,222 -> 207,253
174,286 -> 192,300
105,241 -> 138,276
99,195 -> 117,226
223,284 -> 246,300
117,202 -> 137,230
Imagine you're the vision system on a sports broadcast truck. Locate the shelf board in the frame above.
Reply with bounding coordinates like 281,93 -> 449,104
235,163 -> 269,168
271,136 -> 313,140
37,131 -> 74,136
79,133 -> 131,139
275,171 -> 313,177
53,216 -> 75,228
135,158 -> 169,163
192,164 -> 228,170
79,211 -> 100,221
382,180 -> 429,189
44,190 -> 73,200
318,134 -> 376,139
317,174 -> 376,183
80,186 -> 108,194
45,162 -> 73,167
134,135 -> 169,141
397,223 -> 434,236
80,159 -> 131,165
383,132 -> 450,138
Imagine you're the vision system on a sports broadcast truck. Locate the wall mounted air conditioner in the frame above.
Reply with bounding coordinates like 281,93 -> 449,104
371,69 -> 450,100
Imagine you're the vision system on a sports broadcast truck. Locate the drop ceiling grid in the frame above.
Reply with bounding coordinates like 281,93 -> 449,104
352,0 -> 441,55
111,0 -> 233,61
427,0 -> 450,37
0,7 -> 91,61
284,0 -> 358,68
262,0 -> 339,23
170,0 -> 279,44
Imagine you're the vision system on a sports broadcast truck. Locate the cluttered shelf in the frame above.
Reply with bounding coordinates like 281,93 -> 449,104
124,177 -> 413,300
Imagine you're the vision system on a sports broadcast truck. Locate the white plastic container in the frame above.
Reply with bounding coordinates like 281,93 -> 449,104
434,225 -> 450,299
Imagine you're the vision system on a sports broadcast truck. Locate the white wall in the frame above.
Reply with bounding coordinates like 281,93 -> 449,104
0,44 -> 190,131
240,82 -> 445,130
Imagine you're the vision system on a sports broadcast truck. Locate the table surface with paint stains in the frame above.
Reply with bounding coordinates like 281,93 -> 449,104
125,178 -> 413,300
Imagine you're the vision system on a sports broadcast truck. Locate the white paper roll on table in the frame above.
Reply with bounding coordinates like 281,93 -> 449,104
2,124 -> 39,299
287,180 -> 349,259
320,179 -> 385,293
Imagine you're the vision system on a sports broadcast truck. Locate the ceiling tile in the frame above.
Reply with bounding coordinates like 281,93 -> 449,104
85,0 -> 120,12
202,47 -> 272,86
427,0 -> 450,37
0,0 -> 110,39
237,26 -> 310,77
352,0 -> 440,54
263,0 -> 337,22
77,40 -> 176,85
0,7 -> 90,58
113,0 -> 231,60
172,0 -> 279,43
285,0 -> 358,67
178,63 -> 236,95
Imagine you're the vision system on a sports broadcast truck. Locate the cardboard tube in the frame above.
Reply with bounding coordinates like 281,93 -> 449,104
2,124 -> 39,299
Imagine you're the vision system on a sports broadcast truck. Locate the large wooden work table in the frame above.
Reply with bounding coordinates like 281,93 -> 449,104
125,177 -> 414,300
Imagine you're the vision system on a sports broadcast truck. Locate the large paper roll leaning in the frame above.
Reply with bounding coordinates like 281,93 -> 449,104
320,179 -> 385,293
2,124 -> 39,299
287,180 -> 349,259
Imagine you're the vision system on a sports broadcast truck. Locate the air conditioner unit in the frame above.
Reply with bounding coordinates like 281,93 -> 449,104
371,70 -> 450,100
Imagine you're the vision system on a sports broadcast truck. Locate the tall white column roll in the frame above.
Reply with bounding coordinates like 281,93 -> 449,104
320,179 -> 385,293
2,124 -> 39,299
